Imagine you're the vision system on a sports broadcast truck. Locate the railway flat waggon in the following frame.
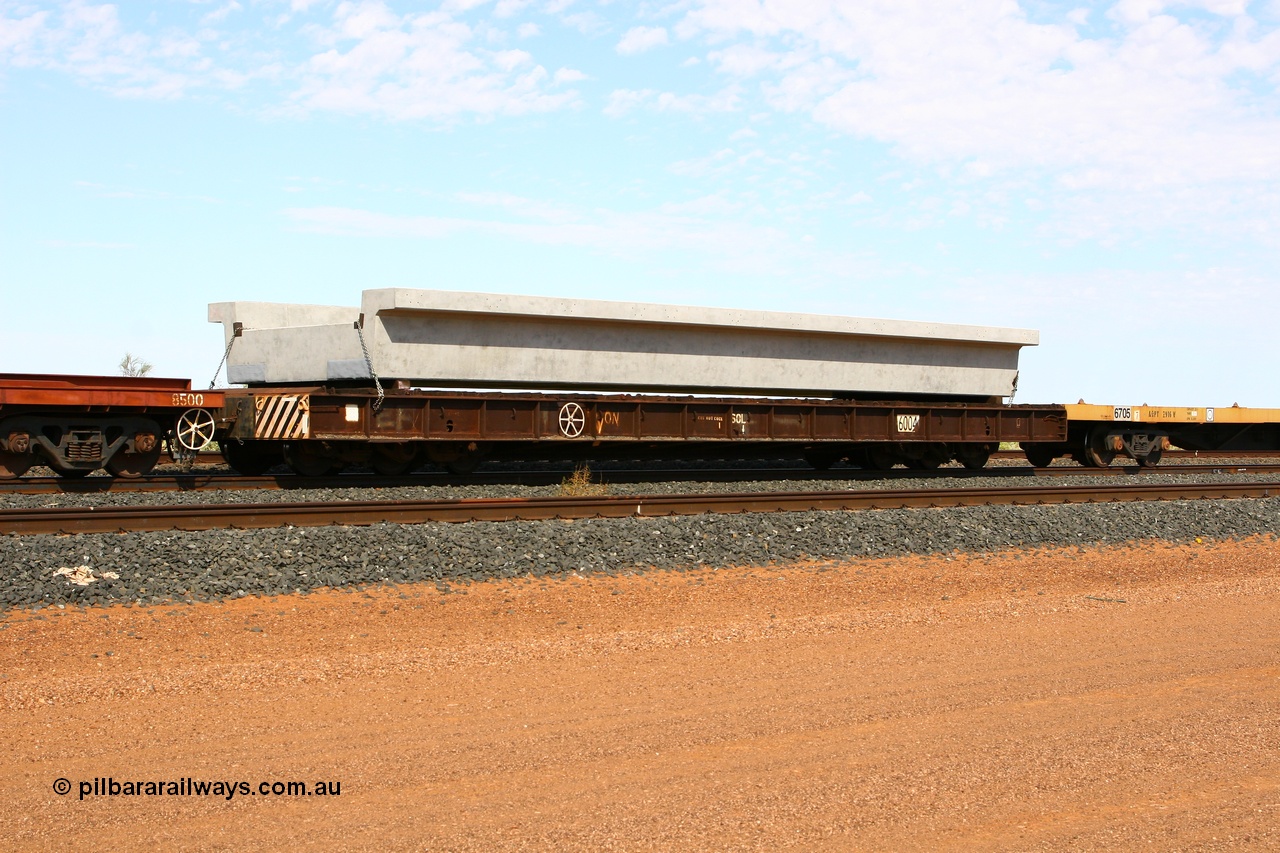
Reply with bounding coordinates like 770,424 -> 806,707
200,291 -> 1280,475
212,386 -> 1068,475
1022,403 -> 1280,468
206,289 -> 1061,474
0,374 -> 222,478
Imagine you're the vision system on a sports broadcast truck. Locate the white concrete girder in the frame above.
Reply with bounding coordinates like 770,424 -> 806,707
209,289 -> 1037,399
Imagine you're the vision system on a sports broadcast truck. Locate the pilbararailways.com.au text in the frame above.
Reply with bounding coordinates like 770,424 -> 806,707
55,777 -> 341,801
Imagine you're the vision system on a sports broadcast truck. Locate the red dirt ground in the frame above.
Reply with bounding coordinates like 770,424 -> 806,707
2,536 -> 1278,851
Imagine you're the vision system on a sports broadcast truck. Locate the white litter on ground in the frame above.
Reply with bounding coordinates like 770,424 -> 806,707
53,566 -> 120,586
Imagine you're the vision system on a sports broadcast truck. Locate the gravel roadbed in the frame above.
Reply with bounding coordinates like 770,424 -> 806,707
3,490 -> 1278,611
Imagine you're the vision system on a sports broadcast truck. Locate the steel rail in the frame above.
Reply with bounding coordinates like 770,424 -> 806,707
6,462 -> 1280,496
167,449 -> 1280,465
157,447 -> 1280,470
2,480 -> 1277,536
989,449 -> 1280,460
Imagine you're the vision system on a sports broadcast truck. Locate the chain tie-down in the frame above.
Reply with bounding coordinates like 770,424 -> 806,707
209,322 -> 242,391
355,316 -> 385,412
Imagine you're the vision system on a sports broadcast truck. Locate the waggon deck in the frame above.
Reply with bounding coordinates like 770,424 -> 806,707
0,374 -> 220,412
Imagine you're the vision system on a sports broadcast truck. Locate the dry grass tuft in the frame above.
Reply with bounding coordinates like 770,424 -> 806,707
559,463 -> 608,497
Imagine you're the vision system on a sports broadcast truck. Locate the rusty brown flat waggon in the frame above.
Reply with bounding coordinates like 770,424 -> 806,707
0,374 -> 223,480
213,386 -> 1068,477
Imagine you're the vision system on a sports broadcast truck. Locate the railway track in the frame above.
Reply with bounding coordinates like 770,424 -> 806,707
3,480 -> 1277,535
990,449 -> 1280,461
5,461 -> 1280,496
180,448 -> 1280,465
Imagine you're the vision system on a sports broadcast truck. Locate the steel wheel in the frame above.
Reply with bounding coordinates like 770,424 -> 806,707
957,445 -> 992,470
1079,445 -> 1114,468
862,446 -> 897,470
284,442 -> 333,477
1137,448 -> 1163,468
372,444 -> 420,476
1022,445 -> 1056,468
106,445 -> 163,478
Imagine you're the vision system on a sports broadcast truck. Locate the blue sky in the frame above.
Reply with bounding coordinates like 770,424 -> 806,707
2,0 -> 1278,403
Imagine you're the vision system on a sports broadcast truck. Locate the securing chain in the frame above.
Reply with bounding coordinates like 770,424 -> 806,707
355,316 -> 385,412
209,322 -> 242,390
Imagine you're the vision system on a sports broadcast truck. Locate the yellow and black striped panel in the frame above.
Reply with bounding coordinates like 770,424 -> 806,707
253,394 -> 310,439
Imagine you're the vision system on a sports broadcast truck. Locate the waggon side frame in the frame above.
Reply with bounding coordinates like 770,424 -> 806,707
220,388 -> 1068,446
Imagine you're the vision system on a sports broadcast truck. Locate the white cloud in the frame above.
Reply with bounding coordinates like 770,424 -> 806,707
0,2 -> 209,98
603,87 -> 654,117
0,10 -> 48,58
440,0 -> 493,14
553,66 -> 587,83
616,25 -> 668,55
0,1 -> 580,120
707,43 -> 786,77
288,4 -> 580,119
678,0 -> 1280,238
201,2 -> 243,26
654,87 -> 739,113
494,0 -> 531,18
669,146 -> 766,178
559,11 -> 608,35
